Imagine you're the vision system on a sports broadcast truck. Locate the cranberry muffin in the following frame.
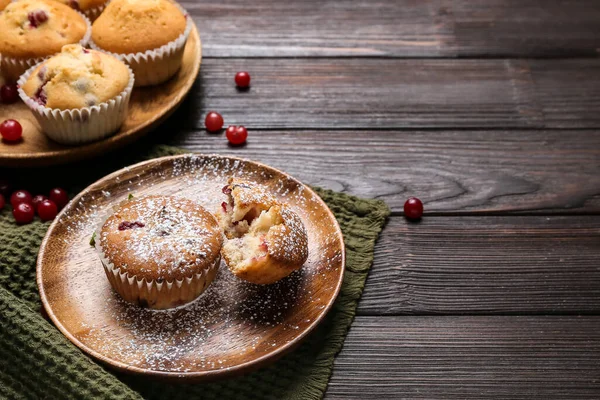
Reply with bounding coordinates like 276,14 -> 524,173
96,196 -> 224,309
18,44 -> 133,144
90,0 -> 191,86
0,0 -> 90,80
0,0 -> 11,12
218,179 -> 309,284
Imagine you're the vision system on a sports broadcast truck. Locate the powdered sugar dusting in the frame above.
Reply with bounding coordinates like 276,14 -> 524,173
48,154 -> 344,373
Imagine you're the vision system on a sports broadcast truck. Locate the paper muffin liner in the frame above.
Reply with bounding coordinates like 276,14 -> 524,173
81,1 -> 108,22
89,3 -> 192,87
17,61 -> 134,145
94,218 -> 220,310
0,11 -> 91,82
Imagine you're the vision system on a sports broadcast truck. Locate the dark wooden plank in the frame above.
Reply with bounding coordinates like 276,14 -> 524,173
182,0 -> 600,58
168,58 -> 600,129
326,316 -> 600,399
171,129 -> 600,214
359,216 -> 600,315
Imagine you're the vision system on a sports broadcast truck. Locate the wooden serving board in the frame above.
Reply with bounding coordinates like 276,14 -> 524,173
37,154 -> 345,381
0,26 -> 201,167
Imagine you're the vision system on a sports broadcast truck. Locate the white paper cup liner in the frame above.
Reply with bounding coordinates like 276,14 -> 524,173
0,10 -> 91,81
94,213 -> 219,310
81,1 -> 108,22
17,61 -> 134,145
89,3 -> 192,87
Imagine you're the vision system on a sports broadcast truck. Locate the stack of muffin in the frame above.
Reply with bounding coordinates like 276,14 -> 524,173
0,0 -> 192,144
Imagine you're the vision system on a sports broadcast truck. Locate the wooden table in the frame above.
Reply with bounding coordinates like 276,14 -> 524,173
21,1 -> 600,398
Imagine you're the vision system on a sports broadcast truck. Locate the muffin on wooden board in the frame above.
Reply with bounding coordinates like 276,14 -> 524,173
96,196 -> 224,309
0,0 -> 91,81
218,179 -> 309,285
18,44 -> 133,144
53,0 -> 109,21
90,0 -> 192,86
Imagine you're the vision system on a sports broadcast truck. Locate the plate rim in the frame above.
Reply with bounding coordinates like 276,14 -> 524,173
0,25 -> 202,168
37,154 -> 346,380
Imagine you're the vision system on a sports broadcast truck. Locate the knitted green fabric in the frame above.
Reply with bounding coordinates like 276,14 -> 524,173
0,145 -> 389,400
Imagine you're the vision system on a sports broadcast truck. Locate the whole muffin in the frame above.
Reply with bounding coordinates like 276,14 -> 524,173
96,196 -> 224,309
91,0 -> 191,86
218,179 -> 309,285
53,0 -> 109,21
0,0 -> 90,80
18,44 -> 134,144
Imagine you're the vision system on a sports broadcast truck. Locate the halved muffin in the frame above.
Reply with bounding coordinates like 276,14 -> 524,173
218,179 -> 309,285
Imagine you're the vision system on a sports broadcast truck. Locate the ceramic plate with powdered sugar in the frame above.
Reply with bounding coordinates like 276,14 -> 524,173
37,154 -> 345,381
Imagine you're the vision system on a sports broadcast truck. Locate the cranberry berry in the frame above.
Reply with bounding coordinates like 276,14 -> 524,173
0,194 -> 5,210
10,190 -> 32,208
28,10 -> 48,28
49,188 -> 69,209
0,83 -> 19,104
0,119 -> 23,142
38,199 -> 58,222
32,195 -> 48,211
235,72 -> 251,89
205,112 -> 224,133
226,125 -> 248,145
404,197 -> 424,220
13,203 -> 35,224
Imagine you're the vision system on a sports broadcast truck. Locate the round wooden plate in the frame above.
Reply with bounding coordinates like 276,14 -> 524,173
0,26 -> 201,168
37,154 -> 345,381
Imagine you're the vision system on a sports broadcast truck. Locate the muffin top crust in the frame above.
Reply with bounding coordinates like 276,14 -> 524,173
0,0 -> 88,59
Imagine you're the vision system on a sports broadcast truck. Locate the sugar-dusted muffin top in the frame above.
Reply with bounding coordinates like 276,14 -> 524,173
98,196 -> 224,282
53,0 -> 107,12
0,0 -> 88,59
91,0 -> 186,54
22,44 -> 130,109
0,0 -> 11,12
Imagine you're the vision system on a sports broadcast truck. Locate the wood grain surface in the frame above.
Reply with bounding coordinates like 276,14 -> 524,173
183,0 -> 600,58
0,26 -> 201,167
37,155 -> 344,380
155,58 -> 600,129
172,129 -> 600,214
326,316 -> 600,399
359,216 -> 600,315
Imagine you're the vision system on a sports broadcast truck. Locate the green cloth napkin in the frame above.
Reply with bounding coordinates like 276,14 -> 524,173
0,145 -> 389,400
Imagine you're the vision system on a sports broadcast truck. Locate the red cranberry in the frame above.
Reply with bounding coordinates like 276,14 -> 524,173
0,119 -> 23,142
205,112 -> 224,133
37,199 -> 58,221
13,203 -> 34,224
10,190 -> 32,207
0,83 -> 19,104
222,185 -> 232,194
235,71 -> 251,88
49,188 -> 69,209
226,125 -> 248,145
0,180 -> 11,197
0,194 -> 5,210
68,0 -> 80,10
221,202 -> 228,212
27,10 -> 48,28
32,195 -> 48,211
118,221 -> 145,230
404,197 -> 424,220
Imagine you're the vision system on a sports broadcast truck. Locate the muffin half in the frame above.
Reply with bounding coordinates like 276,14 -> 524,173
218,179 -> 309,285
96,196 -> 223,309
